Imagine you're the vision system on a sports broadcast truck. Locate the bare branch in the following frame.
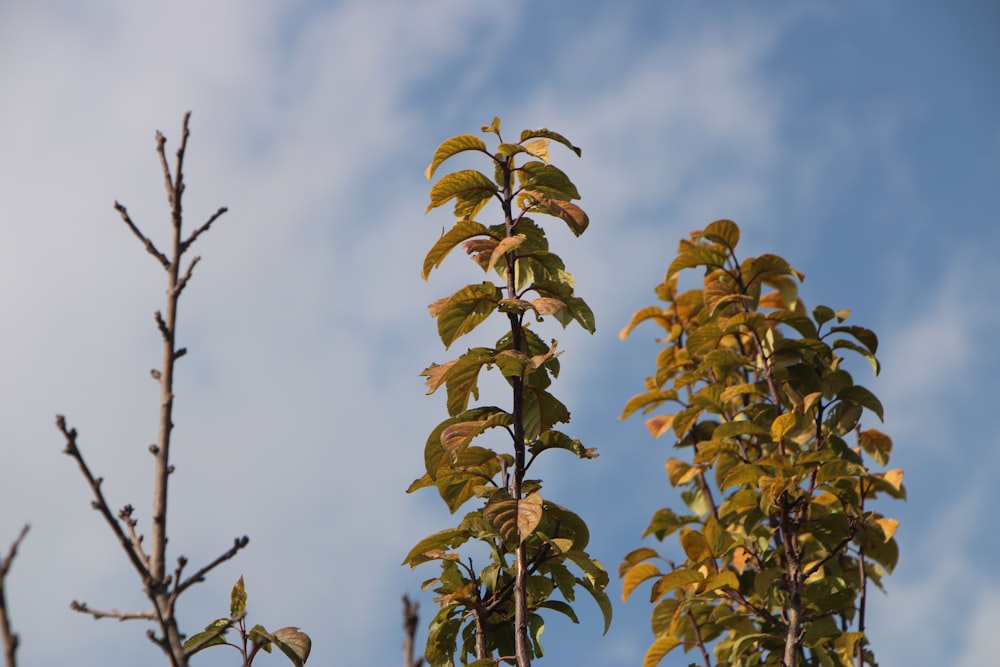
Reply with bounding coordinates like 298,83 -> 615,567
57,416 -> 151,580
70,600 -> 156,622
1,524 -> 29,667
115,202 -> 170,269
173,536 -> 250,599
118,505 -> 150,570
174,256 -> 201,297
182,207 -> 228,252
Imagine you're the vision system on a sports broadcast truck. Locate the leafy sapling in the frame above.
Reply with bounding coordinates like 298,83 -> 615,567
405,118 -> 609,667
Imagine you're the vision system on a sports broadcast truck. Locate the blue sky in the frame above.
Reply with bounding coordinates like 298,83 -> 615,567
1,1 -> 998,666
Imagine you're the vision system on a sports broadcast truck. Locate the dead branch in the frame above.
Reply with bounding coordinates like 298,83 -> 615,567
0,524 -> 29,667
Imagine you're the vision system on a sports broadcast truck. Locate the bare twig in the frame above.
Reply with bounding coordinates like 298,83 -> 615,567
69,601 -> 157,622
173,536 -> 250,598
115,202 -> 170,269
182,207 -> 228,252
57,416 -> 151,580
0,524 -> 29,667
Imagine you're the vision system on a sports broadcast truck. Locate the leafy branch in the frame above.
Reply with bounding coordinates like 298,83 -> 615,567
405,118 -> 608,667
619,220 -> 904,667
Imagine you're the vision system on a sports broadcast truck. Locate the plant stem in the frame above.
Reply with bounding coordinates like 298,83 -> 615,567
500,155 -> 531,667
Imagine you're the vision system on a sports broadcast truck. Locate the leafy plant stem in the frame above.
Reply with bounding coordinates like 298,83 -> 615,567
499,152 -> 531,667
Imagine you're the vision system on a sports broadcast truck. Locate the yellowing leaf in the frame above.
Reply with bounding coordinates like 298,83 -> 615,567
621,562 -> 661,602
486,234 -> 526,272
425,134 -> 488,181
524,190 -> 590,237
680,529 -> 712,563
619,547 -> 659,577
646,414 -> 675,439
700,219 -> 740,250
271,627 -> 312,667
230,576 -> 247,617
880,468 -> 904,491
518,492 -> 544,541
875,517 -> 900,542
643,634 -> 680,667
649,568 -> 702,602
436,282 -> 501,348
531,297 -> 565,315
770,412 -> 798,442
523,139 -> 550,162
427,169 -> 496,218
665,458 -> 698,486
732,546 -> 752,573
860,428 -> 893,466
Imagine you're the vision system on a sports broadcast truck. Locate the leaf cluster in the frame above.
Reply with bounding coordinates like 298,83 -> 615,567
407,119 -> 607,666
184,576 -> 311,667
618,220 -> 904,667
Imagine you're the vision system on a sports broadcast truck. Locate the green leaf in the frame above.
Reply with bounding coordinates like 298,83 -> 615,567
517,161 -> 581,200
538,599 -> 579,623
403,527 -> 471,567
422,219 -> 493,280
521,385 -> 570,441
528,429 -> 597,459
436,282 -> 501,348
425,134 -> 488,181
183,618 -> 231,655
272,627 -> 312,667
837,385 -> 885,421
230,576 -> 246,617
427,169 -> 497,218
830,325 -> 879,355
643,634 -> 681,667
519,127 -> 582,157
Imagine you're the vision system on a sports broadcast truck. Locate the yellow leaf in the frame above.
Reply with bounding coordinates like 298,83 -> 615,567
523,139 -> 550,162
875,517 -> 900,542
770,412 -> 798,442
880,468 -> 904,491
643,634 -> 680,667
732,546 -> 752,574
622,562 -> 661,602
